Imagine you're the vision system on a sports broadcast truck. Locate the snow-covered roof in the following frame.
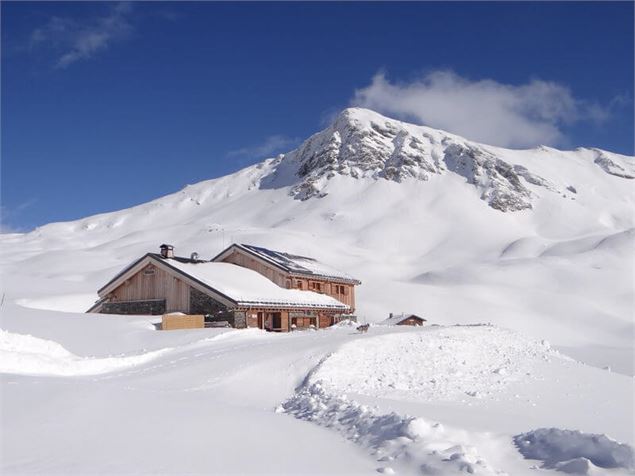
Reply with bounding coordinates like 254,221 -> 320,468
163,259 -> 348,310
218,244 -> 360,284
381,314 -> 426,325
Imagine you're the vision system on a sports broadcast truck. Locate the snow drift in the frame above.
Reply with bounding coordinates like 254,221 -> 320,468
0,329 -> 170,377
514,428 -> 635,473
281,381 -> 501,476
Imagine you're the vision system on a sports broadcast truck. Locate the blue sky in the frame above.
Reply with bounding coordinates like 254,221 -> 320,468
2,2 -> 633,231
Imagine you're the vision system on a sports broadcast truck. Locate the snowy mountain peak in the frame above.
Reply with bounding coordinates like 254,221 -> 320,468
264,108 -> 633,212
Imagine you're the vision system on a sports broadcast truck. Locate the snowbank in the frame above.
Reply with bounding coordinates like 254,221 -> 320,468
311,325 -> 564,402
281,382 -> 501,475
514,428 -> 635,474
0,329 -> 171,377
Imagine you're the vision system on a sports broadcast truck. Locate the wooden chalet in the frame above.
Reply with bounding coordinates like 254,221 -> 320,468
87,244 -> 360,332
383,313 -> 427,326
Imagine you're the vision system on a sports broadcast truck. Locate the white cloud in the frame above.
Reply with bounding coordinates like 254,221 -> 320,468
30,2 -> 133,69
352,71 -> 609,148
227,135 -> 300,160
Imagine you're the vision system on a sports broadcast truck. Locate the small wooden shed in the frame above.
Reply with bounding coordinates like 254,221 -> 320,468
383,313 -> 427,326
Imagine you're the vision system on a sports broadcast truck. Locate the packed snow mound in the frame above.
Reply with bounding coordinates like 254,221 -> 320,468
262,108 -> 632,211
281,382 -> 502,476
514,428 -> 635,473
311,325 -> 565,402
0,329 -> 170,376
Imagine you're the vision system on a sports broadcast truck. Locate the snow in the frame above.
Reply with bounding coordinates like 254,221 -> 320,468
514,428 -> 635,473
233,243 -> 359,282
281,382 -> 503,475
165,259 -> 349,309
308,325 -> 567,403
280,325 -> 634,475
0,329 -> 171,377
1,108 -> 633,474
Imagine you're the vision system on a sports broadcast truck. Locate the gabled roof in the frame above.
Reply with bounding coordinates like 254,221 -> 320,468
382,314 -> 427,325
212,243 -> 361,284
95,253 -> 348,311
97,252 -> 206,295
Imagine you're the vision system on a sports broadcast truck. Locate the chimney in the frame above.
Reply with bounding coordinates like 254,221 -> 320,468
190,252 -> 199,261
389,312 -> 393,319
160,244 -> 174,258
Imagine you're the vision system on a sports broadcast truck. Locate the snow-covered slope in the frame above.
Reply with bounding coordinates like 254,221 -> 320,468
1,108 -> 633,373
1,108 -> 634,475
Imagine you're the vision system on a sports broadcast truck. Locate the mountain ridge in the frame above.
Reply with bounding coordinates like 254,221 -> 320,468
262,108 -> 634,211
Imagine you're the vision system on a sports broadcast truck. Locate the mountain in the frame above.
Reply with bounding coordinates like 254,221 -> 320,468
1,107 -> 634,372
264,108 -> 633,210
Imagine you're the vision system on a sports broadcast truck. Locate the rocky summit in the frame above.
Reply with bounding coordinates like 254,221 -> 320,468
264,108 -> 633,212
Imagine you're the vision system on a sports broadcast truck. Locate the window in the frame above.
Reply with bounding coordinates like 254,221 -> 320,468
296,280 -> 303,289
143,267 -> 155,276
311,282 -> 322,292
335,285 -> 346,295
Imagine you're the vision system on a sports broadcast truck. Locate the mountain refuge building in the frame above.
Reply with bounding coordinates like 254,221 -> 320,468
87,244 -> 361,332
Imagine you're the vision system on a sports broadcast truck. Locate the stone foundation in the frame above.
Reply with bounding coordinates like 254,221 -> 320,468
101,299 -> 166,315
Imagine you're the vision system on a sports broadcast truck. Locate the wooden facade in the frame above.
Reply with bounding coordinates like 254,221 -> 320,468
397,316 -> 425,326
244,309 -> 342,332
109,263 -> 190,313
215,247 -> 357,311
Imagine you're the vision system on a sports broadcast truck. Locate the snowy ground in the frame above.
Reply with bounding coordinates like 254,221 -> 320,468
1,110 -> 633,473
1,305 -> 633,475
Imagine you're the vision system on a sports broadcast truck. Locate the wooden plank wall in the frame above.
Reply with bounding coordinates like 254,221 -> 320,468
162,314 -> 204,330
109,264 -> 190,313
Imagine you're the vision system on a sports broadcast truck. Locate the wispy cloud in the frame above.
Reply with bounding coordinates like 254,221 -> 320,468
0,199 -> 37,234
227,135 -> 300,160
30,2 -> 133,69
352,71 -> 611,148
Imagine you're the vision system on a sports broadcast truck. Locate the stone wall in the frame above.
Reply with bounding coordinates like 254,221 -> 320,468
101,299 -> 166,315
233,311 -> 246,329
189,288 -> 236,325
